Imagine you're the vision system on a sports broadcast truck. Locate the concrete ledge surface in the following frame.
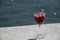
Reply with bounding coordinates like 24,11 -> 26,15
0,23 -> 60,40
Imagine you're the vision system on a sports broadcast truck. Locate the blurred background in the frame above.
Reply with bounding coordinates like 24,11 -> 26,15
0,0 -> 60,27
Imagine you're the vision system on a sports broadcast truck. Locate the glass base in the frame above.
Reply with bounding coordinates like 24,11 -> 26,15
28,34 -> 45,40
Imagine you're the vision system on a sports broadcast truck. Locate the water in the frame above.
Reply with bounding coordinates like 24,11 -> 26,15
0,0 -> 60,27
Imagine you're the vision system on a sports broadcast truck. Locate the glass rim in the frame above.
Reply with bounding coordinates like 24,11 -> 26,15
34,11 -> 46,17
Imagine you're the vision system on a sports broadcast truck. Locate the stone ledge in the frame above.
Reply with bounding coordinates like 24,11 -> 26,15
0,23 -> 60,40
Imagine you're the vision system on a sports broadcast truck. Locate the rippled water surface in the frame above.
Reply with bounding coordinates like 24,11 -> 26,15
0,0 -> 60,27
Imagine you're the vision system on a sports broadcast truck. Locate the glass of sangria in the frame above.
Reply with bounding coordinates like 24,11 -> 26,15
34,11 -> 46,40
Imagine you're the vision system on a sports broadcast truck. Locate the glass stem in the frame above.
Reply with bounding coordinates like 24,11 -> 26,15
39,24 -> 41,27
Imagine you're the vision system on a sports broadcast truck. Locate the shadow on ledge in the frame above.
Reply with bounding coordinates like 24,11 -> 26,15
28,39 -> 36,40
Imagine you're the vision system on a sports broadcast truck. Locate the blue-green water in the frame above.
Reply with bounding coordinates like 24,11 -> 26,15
0,0 -> 60,27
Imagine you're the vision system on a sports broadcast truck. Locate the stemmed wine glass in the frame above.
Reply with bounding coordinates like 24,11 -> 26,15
28,10 -> 46,40
34,11 -> 46,40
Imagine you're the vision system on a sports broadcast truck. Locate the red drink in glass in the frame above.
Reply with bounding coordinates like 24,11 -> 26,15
34,12 -> 45,27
